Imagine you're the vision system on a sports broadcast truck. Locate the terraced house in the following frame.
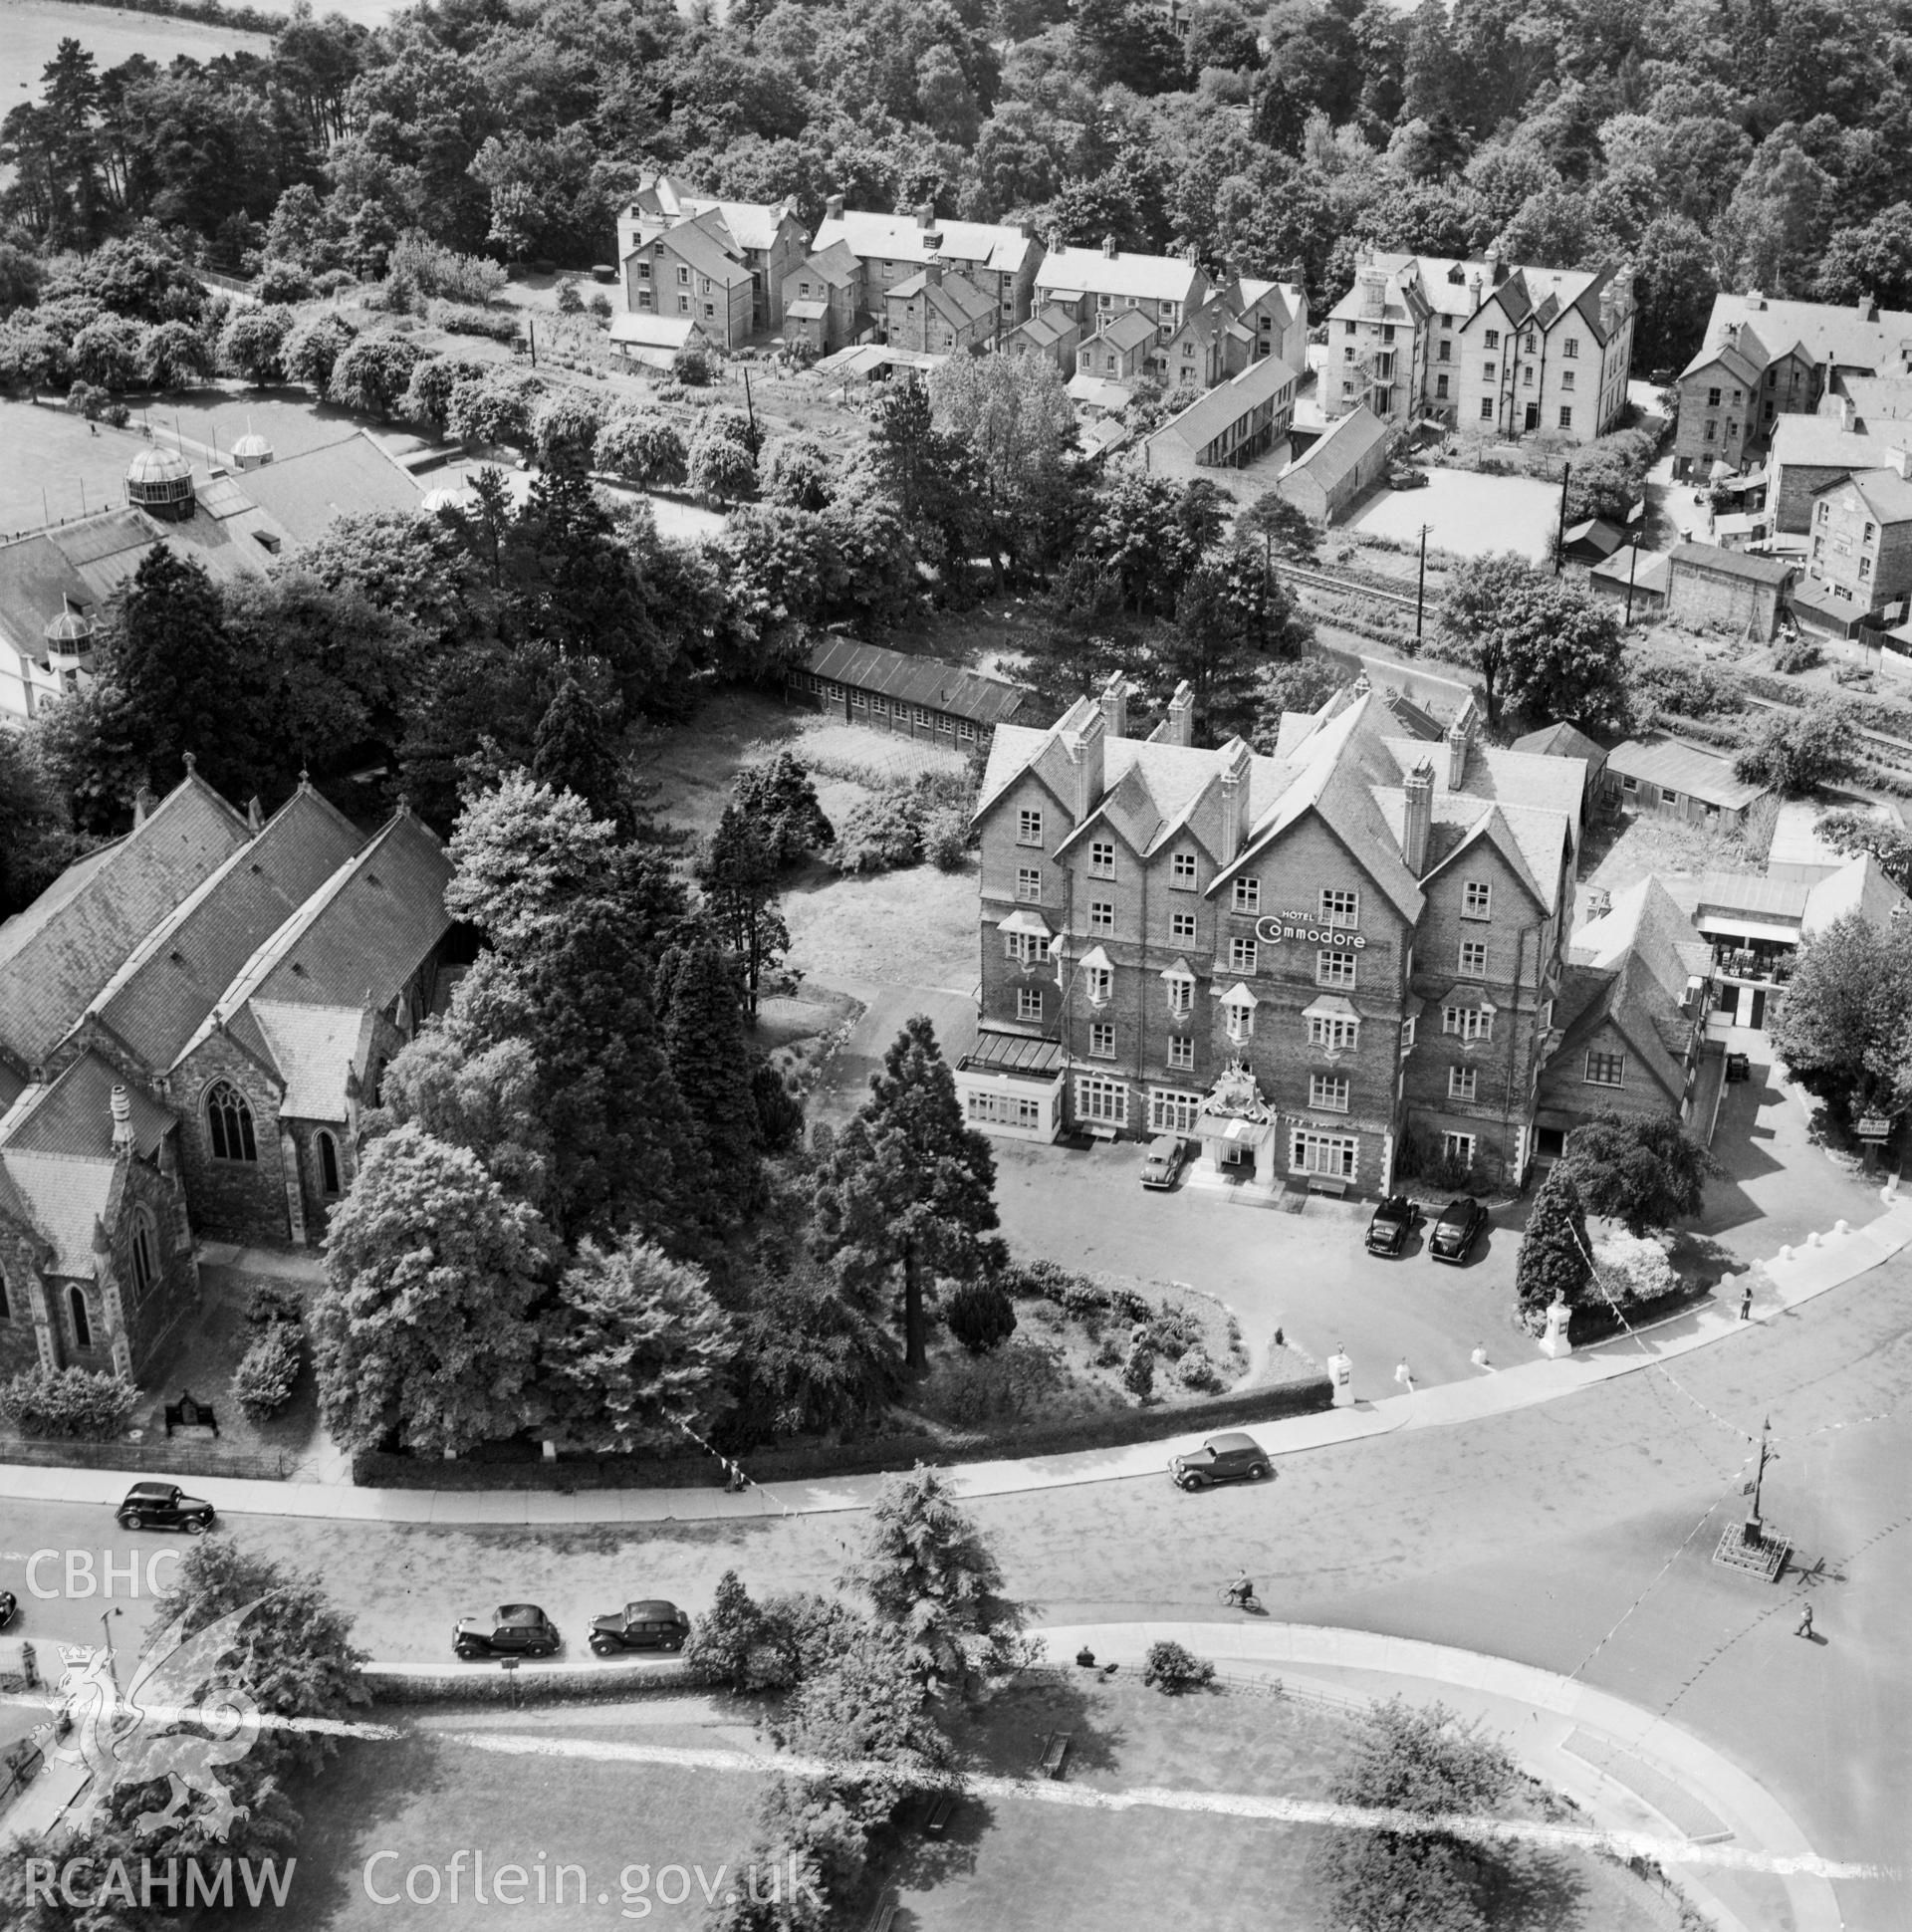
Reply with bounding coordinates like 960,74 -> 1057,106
0,769 -> 461,1383
961,678 -> 1583,1199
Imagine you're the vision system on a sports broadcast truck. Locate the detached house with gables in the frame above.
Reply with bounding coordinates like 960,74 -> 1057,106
1328,248 -> 1636,442
961,675 -> 1582,1197
617,173 -> 809,338
0,767 -> 461,1387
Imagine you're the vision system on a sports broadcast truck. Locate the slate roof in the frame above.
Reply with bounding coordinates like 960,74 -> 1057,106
234,811 -> 453,1017
1012,304 -> 1078,351
1035,245 -> 1204,306
75,784 -> 364,1074
651,221 -> 753,287
4,1051 -> 174,1160
248,1001 -> 373,1121
1769,413 -> 1912,473
890,269 -> 997,332
0,1149 -> 114,1277
0,775 -> 251,1070
1100,309 -> 1158,354
1512,721 -> 1607,767
231,431 -> 421,546
814,210 -> 1037,277
1147,355 -> 1298,457
1692,871 -> 1811,919
609,314 -> 703,349
1839,468 -> 1912,524
795,240 -> 860,289
1689,294 -> 1912,379
1606,737 -> 1768,811
1801,854 -> 1910,936
1283,403 -> 1388,494
1669,542 -> 1795,587
806,637 -> 1029,727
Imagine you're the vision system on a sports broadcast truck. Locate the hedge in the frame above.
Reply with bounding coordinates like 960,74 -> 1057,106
0,1437 -> 294,1479
363,1657 -> 694,1705
351,1374 -> 1334,1491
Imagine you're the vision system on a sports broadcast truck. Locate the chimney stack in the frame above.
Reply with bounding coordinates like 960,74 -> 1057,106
1445,711 -> 1472,789
1064,709 -> 1107,826
1860,293 -> 1879,321
1101,234 -> 1118,259
825,193 -> 843,221
1599,285 -> 1615,335
924,259 -> 943,287
1485,247 -> 1502,286
110,1083 -> 133,1151
916,201 -> 936,230
1887,444 -> 1912,480
1358,264 -> 1386,319
1468,270 -> 1483,313
246,795 -> 263,833
1164,680 -> 1195,747
1403,759 -> 1434,875
1099,671 -> 1127,741
1217,741 -> 1252,866
132,785 -> 156,828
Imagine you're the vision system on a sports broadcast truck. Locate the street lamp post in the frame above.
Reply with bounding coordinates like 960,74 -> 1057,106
1624,534 -> 1642,625
1415,522 -> 1430,647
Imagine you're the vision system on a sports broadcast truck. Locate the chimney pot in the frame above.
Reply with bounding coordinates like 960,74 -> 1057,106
1099,671 -> 1127,741
1065,711 -> 1107,826
1217,742 -> 1252,865
1165,680 -> 1195,747
825,193 -> 843,221
132,785 -> 156,828
1446,714 -> 1472,789
246,795 -> 263,833
1102,235 -> 1118,258
110,1083 -> 133,1149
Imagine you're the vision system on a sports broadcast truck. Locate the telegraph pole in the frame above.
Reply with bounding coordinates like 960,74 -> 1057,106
1554,462 -> 1570,576
1624,534 -> 1641,624
1415,522 -> 1431,647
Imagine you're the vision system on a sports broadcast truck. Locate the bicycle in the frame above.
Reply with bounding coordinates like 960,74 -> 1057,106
1218,1578 -> 1258,1609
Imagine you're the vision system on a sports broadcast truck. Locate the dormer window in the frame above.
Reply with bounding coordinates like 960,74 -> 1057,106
1223,992 -> 1256,1042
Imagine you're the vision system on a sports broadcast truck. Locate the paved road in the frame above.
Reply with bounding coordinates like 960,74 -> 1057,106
6,1265 -> 1905,1926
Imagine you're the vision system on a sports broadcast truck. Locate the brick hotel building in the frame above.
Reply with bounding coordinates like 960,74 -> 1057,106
958,678 -> 1584,1198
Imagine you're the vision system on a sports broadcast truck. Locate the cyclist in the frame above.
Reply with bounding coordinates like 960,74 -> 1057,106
1224,1570 -> 1256,1609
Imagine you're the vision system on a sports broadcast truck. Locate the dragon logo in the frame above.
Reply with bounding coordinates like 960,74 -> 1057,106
49,1595 -> 276,1842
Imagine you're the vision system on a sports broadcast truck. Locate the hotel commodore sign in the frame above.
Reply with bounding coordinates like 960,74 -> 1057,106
1254,914 -> 1369,950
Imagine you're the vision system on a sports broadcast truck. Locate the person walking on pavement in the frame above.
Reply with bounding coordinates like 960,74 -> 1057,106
1794,1602 -> 1814,1639
1740,1282 -> 1754,1322
1394,1358 -> 1414,1393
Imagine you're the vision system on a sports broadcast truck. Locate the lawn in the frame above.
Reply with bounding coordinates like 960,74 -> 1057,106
1341,464 -> 1561,563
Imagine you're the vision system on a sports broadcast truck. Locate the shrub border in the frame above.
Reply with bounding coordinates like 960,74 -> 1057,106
349,1376 -> 1334,1492
363,1657 -> 694,1705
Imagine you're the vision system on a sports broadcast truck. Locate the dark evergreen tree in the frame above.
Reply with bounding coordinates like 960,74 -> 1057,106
531,664 -> 627,825
735,751 -> 835,866
813,1015 -> 1001,1376
750,1060 -> 807,1154
1560,1113 -> 1716,1236
699,805 -> 790,1021
657,939 -> 767,1221
1515,1163 -> 1592,1328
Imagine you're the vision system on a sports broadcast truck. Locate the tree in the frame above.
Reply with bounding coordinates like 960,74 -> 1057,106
138,318 -> 211,390
283,310 -> 357,391
596,408 -> 688,487
371,1028 -> 554,1210
530,665 -> 626,824
735,751 -> 835,866
531,386 -> 607,475
728,1261 -> 902,1444
1514,1162 -> 1591,1328
220,303 -> 295,383
1735,696 -> 1858,796
1237,490 -> 1318,569
1315,1697 -> 1516,1932
447,368 -> 542,448
844,1466 -> 1023,1692
313,1123 -> 555,1456
68,313 -> 141,390
700,805 -> 790,1020
813,1015 -> 1000,1376
1818,202 -> 1912,310
764,436 -> 836,511
689,417 -> 760,506
1770,912 -> 1912,1129
1559,1112 -> 1717,1235
541,1235 -> 734,1453
0,727 -> 82,916
1439,555 -> 1625,729
656,938 -> 767,1216
1158,537 -> 1314,742
327,331 -> 428,416
1250,655 -> 1345,750
943,1276 -> 1016,1353
1812,807 -> 1912,888
867,381 -> 975,564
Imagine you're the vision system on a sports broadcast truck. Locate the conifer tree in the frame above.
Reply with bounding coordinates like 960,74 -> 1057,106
657,938 -> 766,1220
812,1016 -> 1000,1375
700,805 -> 789,1020
1515,1162 -> 1591,1329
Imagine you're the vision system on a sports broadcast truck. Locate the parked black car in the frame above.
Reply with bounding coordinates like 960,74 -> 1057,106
0,1589 -> 16,1629
1365,1195 -> 1424,1256
1428,1197 -> 1490,1264
453,1604 -> 562,1660
590,1600 -> 691,1657
1169,1433 -> 1273,1491
115,1482 -> 215,1534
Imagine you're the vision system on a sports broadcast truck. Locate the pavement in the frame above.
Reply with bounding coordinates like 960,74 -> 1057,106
3,1188 -> 1904,1530
1039,1621 -> 1848,1932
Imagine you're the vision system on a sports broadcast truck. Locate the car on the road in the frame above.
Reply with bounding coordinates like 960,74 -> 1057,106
589,1599 -> 691,1657
1139,1134 -> 1187,1190
1169,1432 -> 1272,1491
1364,1194 -> 1424,1256
0,1588 -> 15,1629
115,1482 -> 215,1534
1387,465 -> 1429,490
453,1604 -> 563,1660
1428,1197 -> 1489,1264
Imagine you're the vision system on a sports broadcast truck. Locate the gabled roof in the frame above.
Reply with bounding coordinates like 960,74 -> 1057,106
1839,467 -> 1912,523
813,210 -> 1037,277
807,637 -> 1029,728
647,220 -> 753,287
1101,309 -> 1158,354
1147,355 -> 1298,456
1284,403 -> 1388,493
1419,806 -> 1550,913
1605,737 -> 1768,811
1801,853 -> 1910,936
3,1051 -> 174,1160
75,784 -> 364,1073
1769,413 -> 1912,472
1553,876 -> 1708,1096
1511,720 -> 1606,765
1035,244 -> 1203,306
0,773 -> 251,1070
891,269 -> 997,331
1691,292 -> 1912,381
797,240 -> 860,288
609,314 -> 704,350
0,1148 -> 115,1277
1669,541 -> 1795,587
248,1001 -> 374,1122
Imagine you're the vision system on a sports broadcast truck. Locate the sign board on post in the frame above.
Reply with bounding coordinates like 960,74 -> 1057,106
1857,1114 -> 1893,1140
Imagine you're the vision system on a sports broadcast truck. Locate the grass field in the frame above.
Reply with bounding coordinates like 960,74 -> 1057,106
0,0 -> 270,99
